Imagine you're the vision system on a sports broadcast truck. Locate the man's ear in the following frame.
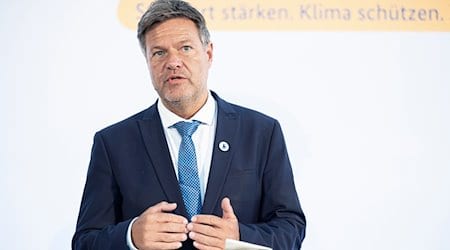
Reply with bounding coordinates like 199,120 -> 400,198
206,42 -> 214,64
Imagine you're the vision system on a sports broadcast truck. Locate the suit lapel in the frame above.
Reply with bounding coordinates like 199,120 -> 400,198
137,94 -> 240,217
137,104 -> 186,216
202,93 -> 239,214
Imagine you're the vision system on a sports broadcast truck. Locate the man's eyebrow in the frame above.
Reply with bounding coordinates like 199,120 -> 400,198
149,45 -> 166,51
175,39 -> 196,46
149,39 -> 193,50
178,39 -> 192,44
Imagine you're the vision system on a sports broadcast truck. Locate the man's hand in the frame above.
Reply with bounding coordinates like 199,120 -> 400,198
131,201 -> 188,250
187,197 -> 239,250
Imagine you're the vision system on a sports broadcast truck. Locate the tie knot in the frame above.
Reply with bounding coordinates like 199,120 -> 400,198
173,120 -> 200,137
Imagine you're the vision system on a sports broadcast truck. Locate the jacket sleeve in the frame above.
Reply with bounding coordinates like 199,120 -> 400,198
72,132 -> 130,250
238,120 -> 306,250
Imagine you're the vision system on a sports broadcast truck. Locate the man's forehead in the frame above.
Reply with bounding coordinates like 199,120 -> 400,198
145,19 -> 201,46
148,17 -> 198,34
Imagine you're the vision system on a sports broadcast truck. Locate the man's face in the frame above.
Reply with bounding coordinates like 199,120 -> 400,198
144,18 -> 213,114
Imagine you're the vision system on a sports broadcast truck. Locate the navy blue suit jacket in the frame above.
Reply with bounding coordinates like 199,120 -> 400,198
73,92 -> 306,249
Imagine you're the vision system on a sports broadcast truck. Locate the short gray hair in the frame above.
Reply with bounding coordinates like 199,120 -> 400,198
137,0 -> 211,54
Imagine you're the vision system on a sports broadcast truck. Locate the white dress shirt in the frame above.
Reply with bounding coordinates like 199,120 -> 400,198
127,92 -> 217,249
158,92 -> 217,200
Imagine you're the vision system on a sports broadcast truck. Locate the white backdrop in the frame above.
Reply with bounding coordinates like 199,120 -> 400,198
1,1 -> 450,249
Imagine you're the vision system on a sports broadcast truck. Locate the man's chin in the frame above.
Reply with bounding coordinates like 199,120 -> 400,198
162,94 -> 188,106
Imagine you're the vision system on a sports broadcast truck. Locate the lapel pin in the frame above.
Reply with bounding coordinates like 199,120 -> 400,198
218,141 -> 230,152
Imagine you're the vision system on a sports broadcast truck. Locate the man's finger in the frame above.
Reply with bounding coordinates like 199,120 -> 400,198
140,202 -> 188,225
153,232 -> 188,243
191,214 -> 222,226
221,197 -> 237,220
187,220 -> 219,237
145,201 -> 178,214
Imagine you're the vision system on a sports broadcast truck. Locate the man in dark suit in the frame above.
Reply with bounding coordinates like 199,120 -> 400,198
72,0 -> 306,249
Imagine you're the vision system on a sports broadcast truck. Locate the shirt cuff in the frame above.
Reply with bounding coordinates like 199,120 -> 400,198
126,217 -> 139,250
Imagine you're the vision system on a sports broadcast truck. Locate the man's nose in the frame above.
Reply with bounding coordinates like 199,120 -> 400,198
166,52 -> 182,70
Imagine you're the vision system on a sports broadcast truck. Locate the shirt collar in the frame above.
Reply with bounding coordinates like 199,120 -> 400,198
158,91 -> 216,128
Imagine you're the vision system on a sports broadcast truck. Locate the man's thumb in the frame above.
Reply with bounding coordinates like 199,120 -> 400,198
221,197 -> 237,220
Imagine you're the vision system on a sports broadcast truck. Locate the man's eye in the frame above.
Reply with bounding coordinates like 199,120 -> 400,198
181,46 -> 192,52
152,51 -> 165,57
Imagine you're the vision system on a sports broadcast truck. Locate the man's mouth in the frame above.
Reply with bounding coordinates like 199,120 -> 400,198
166,75 -> 186,84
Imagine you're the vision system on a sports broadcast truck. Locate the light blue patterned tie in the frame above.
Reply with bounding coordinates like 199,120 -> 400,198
173,120 -> 202,219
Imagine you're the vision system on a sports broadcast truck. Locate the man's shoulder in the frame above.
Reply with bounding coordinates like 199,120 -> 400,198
96,105 -> 156,135
216,95 -> 278,126
230,102 -> 275,121
213,91 -> 274,117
